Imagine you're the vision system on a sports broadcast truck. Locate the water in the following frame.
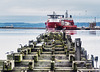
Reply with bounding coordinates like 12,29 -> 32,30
0,29 -> 100,67
0,22 -> 100,28
0,23 -> 45,28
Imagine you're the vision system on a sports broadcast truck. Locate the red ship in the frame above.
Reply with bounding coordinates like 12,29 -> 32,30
45,11 -> 77,30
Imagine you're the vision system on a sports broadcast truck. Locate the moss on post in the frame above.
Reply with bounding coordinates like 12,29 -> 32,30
44,37 -> 48,42
69,51 -> 75,54
14,54 -> 22,62
7,54 -> 13,60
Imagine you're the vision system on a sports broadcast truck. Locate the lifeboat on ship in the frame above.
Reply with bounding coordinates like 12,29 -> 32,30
45,11 -> 77,30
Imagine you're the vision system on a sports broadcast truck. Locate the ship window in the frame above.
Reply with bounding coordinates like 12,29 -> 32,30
48,16 -> 51,19
49,16 -> 59,19
65,22 -> 71,26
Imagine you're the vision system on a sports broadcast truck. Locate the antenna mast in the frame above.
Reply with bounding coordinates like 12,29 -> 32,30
65,10 -> 68,18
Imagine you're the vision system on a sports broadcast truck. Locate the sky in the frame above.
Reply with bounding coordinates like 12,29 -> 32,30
0,0 -> 100,22
0,0 -> 100,16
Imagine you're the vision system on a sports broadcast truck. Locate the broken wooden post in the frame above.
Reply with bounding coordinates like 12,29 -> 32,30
75,38 -> 81,61
91,55 -> 94,67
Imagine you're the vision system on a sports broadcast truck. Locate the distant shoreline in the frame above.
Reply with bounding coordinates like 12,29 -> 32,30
0,27 -> 46,29
0,27 -> 100,30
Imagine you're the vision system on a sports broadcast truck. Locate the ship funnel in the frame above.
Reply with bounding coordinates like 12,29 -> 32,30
65,10 -> 68,18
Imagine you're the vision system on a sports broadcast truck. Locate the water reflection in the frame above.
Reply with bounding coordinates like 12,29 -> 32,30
47,28 -> 77,35
89,31 -> 96,35
65,30 -> 77,35
71,30 -> 100,36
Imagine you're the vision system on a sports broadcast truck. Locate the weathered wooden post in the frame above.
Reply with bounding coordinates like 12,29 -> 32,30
33,41 -> 37,48
64,45 -> 67,54
67,35 -> 72,43
67,49 -> 69,57
29,40 -> 34,47
28,48 -> 31,54
95,56 -> 98,68
52,55 -> 55,61
28,61 -> 34,70
34,54 -> 38,62
3,60 -> 14,71
91,55 -> 94,67
70,55 -> 75,62
17,48 -> 21,52
40,47 -> 43,54
73,63 -> 77,72
52,47 -> 55,55
63,28 -> 66,40
51,61 -> 55,71
75,38 -> 81,61
84,50 -> 87,60
13,53 -> 23,62
37,50 -> 40,57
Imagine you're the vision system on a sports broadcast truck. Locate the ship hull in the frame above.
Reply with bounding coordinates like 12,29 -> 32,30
46,22 -> 61,28
63,25 -> 77,30
46,22 -> 77,30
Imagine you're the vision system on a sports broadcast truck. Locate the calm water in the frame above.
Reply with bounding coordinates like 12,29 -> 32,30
0,29 -> 100,67
0,22 -> 100,28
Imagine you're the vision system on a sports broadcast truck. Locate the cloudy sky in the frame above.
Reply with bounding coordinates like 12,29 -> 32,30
0,0 -> 100,16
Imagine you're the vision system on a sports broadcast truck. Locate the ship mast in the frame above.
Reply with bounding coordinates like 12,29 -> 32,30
65,10 -> 68,18
53,11 -> 56,15
94,17 -> 96,23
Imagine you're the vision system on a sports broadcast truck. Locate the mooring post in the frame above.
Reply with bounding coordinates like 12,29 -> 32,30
84,50 -> 87,60
95,56 -> 98,68
75,38 -> 81,61
51,61 -> 55,71
73,62 -> 77,72
52,55 -> 55,61
63,28 -> 66,40
28,61 -> 33,70
37,50 -> 40,57
34,54 -> 38,62
52,47 -> 55,55
29,40 -> 33,47
91,55 -> 94,67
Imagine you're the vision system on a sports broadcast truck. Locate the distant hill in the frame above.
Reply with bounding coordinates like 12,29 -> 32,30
0,23 -> 45,28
